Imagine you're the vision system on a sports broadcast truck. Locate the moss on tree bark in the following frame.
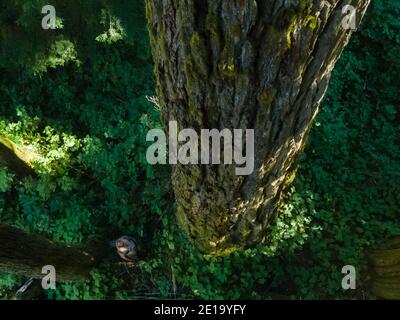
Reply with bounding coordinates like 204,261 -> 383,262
145,0 -> 371,254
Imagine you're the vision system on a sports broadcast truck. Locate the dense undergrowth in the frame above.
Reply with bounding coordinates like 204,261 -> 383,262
0,1 -> 399,299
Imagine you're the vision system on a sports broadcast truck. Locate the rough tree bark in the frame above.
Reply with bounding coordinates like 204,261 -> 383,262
0,224 -> 106,281
145,0 -> 371,254
369,238 -> 400,299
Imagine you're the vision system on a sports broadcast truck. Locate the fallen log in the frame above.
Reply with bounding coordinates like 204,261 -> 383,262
0,136 -> 38,178
369,237 -> 400,299
0,224 -> 109,282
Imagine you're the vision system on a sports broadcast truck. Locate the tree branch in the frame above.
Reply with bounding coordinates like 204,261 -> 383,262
0,224 -> 109,281
0,136 -> 37,178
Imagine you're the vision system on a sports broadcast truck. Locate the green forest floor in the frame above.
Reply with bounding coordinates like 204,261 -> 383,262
0,1 -> 399,299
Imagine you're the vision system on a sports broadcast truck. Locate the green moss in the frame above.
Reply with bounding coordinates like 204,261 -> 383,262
183,56 -> 196,93
230,24 -> 242,39
299,0 -> 313,12
286,12 -> 298,49
190,32 -> 200,50
189,32 -> 208,76
205,12 -> 221,52
259,88 -> 277,110
306,16 -> 318,30
300,0 -> 318,30
285,1 -> 319,48
219,63 -> 235,77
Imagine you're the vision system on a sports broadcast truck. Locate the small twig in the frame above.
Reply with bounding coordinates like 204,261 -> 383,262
146,95 -> 161,111
16,278 -> 34,295
171,264 -> 177,298
123,262 -> 136,281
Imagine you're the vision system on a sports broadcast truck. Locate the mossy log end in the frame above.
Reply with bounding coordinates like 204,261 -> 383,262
0,136 -> 37,178
0,224 -> 108,282
369,237 -> 400,299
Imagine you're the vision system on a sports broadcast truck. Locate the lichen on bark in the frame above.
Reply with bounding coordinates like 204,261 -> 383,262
145,0 -> 371,254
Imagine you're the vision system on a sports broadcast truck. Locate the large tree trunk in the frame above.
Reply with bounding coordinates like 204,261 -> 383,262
0,224 -> 106,281
145,0 -> 370,254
